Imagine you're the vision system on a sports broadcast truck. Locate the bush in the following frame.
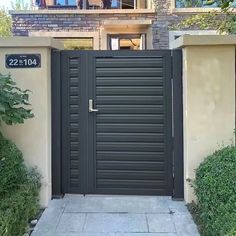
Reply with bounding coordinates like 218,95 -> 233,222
0,134 -> 27,196
193,145 -> 236,236
0,133 -> 41,236
0,73 -> 34,125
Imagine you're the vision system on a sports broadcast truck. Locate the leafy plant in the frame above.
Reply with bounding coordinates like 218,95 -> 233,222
0,134 -> 26,196
0,73 -> 34,125
0,133 -> 41,236
11,0 -> 32,10
0,9 -> 12,37
192,145 -> 236,236
172,0 -> 236,34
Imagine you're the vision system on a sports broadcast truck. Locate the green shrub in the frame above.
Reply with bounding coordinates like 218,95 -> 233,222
193,145 -> 236,236
0,133 -> 27,196
0,73 -> 34,125
0,133 -> 41,236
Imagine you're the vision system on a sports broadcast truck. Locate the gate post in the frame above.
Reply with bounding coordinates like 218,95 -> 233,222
173,35 -> 236,203
0,37 -> 63,207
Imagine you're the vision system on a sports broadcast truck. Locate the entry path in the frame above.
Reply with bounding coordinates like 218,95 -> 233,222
32,195 -> 199,236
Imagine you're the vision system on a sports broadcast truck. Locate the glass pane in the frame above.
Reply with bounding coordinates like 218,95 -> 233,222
122,0 -> 134,8
120,38 -> 141,50
56,0 -> 65,5
58,38 -> 93,50
111,0 -> 119,8
110,38 -> 119,50
87,0 -> 150,9
68,0 -> 77,5
56,0 -> 76,5
109,34 -> 145,50
88,0 -> 102,9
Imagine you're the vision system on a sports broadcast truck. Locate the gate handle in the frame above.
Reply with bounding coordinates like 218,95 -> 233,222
89,99 -> 99,113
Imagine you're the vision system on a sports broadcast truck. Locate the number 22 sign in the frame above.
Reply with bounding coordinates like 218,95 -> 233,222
5,54 -> 41,68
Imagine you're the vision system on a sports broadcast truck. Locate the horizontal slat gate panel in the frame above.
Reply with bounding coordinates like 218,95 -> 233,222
96,77 -> 164,86
96,58 -> 164,68
97,151 -> 165,161
96,114 -> 164,123
97,133 -> 164,142
68,57 -> 80,190
97,96 -> 164,105
97,170 -> 165,180
95,55 -> 171,195
97,86 -> 164,95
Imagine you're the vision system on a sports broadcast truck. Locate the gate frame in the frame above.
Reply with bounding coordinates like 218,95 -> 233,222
172,49 -> 184,200
51,49 -> 184,199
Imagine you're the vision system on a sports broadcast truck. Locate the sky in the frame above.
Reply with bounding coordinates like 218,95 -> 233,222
0,0 -> 31,10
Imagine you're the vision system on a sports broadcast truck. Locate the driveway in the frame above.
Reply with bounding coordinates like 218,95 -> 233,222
32,195 -> 199,236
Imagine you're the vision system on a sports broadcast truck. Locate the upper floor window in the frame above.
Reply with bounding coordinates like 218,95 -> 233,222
175,0 -> 236,7
47,0 -> 152,9
55,0 -> 77,5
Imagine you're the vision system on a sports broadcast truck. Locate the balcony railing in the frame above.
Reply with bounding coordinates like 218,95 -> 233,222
37,0 -> 152,9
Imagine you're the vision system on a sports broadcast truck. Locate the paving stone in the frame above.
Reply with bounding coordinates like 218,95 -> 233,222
31,195 -> 198,236
34,207 -> 64,233
48,198 -> 67,209
56,213 -> 86,232
147,214 -> 176,233
65,196 -> 170,213
30,230 -> 53,236
172,214 -> 200,236
56,233 -> 115,236
115,234 -> 177,236
167,200 -> 189,214
83,213 -> 148,233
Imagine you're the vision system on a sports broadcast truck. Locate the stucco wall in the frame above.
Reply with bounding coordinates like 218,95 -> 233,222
0,38 -> 62,207
176,36 -> 236,202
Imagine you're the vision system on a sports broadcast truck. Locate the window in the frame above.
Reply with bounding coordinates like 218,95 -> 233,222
87,0 -> 151,9
175,0 -> 236,8
108,34 -> 146,50
55,0 -> 77,5
56,38 -> 94,50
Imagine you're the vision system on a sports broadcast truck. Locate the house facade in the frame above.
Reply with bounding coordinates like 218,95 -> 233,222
11,0 -> 219,49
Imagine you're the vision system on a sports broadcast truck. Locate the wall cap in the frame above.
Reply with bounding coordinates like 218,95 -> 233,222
0,37 -> 63,49
172,35 -> 236,48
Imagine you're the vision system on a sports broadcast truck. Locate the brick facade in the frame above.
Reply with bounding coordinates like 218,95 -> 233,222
11,1 -> 193,49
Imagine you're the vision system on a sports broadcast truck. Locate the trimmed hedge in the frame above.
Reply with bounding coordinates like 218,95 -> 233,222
193,145 -> 236,236
0,133 -> 41,236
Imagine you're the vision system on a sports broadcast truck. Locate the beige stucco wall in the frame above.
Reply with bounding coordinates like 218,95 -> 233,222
0,37 -> 62,207
175,36 -> 236,203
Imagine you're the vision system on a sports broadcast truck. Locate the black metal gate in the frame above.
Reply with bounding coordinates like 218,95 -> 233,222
51,50 -> 183,198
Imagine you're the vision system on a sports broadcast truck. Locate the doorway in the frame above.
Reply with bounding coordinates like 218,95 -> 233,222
108,34 -> 146,50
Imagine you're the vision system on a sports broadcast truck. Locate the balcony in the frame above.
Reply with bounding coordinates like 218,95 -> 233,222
37,0 -> 153,10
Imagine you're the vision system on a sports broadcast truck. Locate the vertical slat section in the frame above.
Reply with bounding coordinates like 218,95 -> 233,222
68,57 -> 80,190
61,52 -> 81,193
95,54 -> 173,195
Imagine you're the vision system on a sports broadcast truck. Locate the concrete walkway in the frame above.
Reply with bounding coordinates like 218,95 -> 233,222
32,195 -> 199,236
